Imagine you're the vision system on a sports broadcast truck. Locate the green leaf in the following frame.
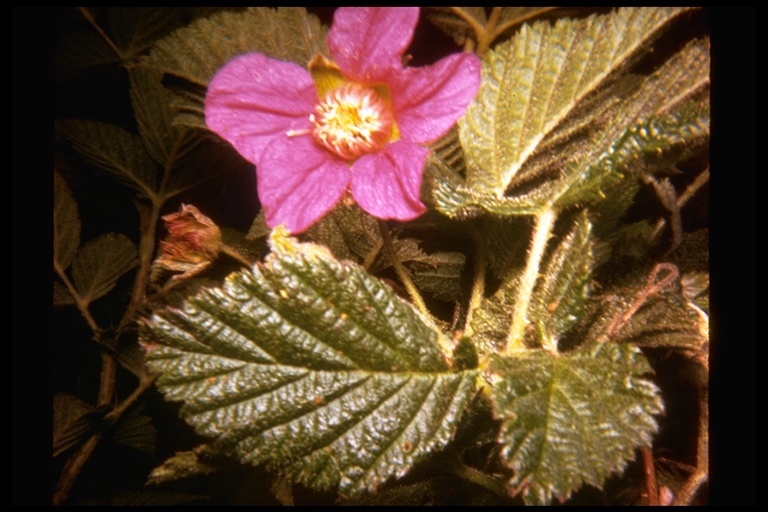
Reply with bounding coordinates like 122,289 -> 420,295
53,169 -> 81,271
143,7 -> 327,131
71,233 -> 139,304
435,8 -> 705,218
490,341 -> 663,505
555,100 -> 710,208
304,203 -> 380,264
530,211 -> 593,351
142,230 -> 478,494
56,119 -> 160,199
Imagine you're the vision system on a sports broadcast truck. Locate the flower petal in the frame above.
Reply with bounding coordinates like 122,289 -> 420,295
257,135 -> 350,234
391,52 -> 481,144
205,53 -> 316,165
350,140 -> 428,222
328,7 -> 419,83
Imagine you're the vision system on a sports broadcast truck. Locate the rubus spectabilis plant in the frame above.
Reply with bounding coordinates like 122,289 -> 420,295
54,7 -> 709,506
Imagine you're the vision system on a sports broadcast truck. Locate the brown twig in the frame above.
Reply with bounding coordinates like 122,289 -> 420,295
641,446 -> 660,505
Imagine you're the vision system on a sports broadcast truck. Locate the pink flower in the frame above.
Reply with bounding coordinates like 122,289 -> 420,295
205,7 -> 481,234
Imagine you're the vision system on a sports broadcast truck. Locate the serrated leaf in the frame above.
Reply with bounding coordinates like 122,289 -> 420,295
129,66 -> 238,199
53,169 -> 81,271
490,341 -> 663,505
111,405 -> 158,456
555,100 -> 710,208
107,7 -> 193,61
530,211 -> 593,350
142,230 -> 478,494
436,8 -> 707,218
53,393 -> 106,457
464,7 -> 691,193
143,7 -> 327,131
147,446 -> 220,486
71,233 -> 139,304
56,119 -> 160,199
129,65 -> 200,167
304,203 -> 380,263
53,280 -> 75,306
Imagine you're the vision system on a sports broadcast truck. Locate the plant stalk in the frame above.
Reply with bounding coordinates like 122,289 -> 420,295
378,220 -> 434,325
505,207 -> 557,355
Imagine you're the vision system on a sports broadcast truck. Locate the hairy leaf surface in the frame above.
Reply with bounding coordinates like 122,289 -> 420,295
435,7 -> 707,218
530,211 -> 593,351
142,230 -> 478,494
490,342 -> 663,505
71,233 -> 139,304
53,170 -> 81,271
144,7 -> 327,130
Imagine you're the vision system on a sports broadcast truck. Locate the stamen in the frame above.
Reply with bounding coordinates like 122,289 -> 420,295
286,128 -> 313,137
311,83 -> 394,160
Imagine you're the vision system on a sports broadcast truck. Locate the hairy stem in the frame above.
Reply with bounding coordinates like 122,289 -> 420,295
476,7 -> 502,56
378,220 -> 434,324
463,219 -> 488,336
505,207 -> 557,355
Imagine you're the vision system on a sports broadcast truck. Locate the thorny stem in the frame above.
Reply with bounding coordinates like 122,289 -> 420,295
505,207 -> 557,355
378,220 -> 434,325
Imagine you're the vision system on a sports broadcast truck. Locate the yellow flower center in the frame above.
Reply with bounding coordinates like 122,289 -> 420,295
311,83 -> 394,160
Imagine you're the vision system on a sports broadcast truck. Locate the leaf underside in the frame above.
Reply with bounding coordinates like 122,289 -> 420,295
490,341 -> 663,505
142,232 -> 477,494
435,7 -> 708,218
71,233 -> 139,304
